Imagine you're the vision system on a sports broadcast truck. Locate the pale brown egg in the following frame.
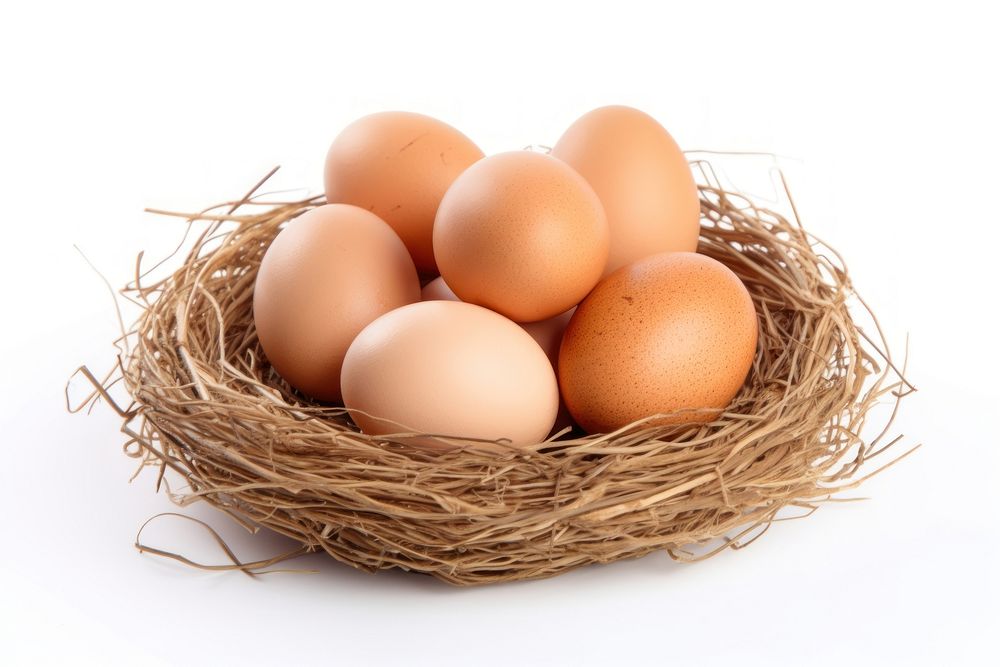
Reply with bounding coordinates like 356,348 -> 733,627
433,151 -> 609,322
324,111 -> 484,274
552,105 -> 701,277
558,252 -> 758,433
341,301 -> 559,450
420,276 -> 578,437
252,204 -> 420,402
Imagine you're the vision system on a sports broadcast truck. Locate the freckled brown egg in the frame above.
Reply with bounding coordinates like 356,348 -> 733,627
252,204 -> 420,403
552,106 -> 701,277
341,301 -> 559,450
433,151 -> 609,322
324,111 -> 484,274
558,252 -> 758,433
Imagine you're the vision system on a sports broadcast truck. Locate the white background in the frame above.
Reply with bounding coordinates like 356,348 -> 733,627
2,1 -> 997,665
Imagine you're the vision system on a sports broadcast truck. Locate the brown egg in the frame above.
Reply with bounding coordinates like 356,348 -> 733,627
421,276 -> 578,437
324,111 -> 484,274
341,301 -> 559,449
524,308 -> 579,436
419,275 -> 458,303
552,105 -> 701,277
252,204 -> 420,402
558,252 -> 758,433
433,151 -> 609,322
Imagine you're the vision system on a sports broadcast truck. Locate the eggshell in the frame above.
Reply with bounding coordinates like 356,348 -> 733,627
252,204 -> 420,402
558,252 -> 758,433
324,111 -> 484,273
552,105 -> 701,277
341,301 -> 559,449
433,151 -> 609,322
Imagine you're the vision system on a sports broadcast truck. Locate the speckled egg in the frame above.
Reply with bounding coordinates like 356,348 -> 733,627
552,105 -> 701,277
433,151 -> 609,322
324,111 -> 484,274
558,252 -> 758,433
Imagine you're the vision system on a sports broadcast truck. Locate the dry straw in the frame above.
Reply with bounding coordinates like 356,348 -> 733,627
70,162 -> 915,585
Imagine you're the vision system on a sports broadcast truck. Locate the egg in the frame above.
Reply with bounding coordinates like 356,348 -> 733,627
419,275 -> 458,303
520,308 -> 576,369
324,111 -> 484,274
523,308 -> 579,436
341,301 -> 559,449
252,204 -> 420,402
558,252 -> 758,433
551,105 -> 701,277
420,276 -> 578,437
433,151 -> 609,322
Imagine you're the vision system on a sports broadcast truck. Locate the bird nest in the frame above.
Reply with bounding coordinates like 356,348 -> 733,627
71,163 -> 914,585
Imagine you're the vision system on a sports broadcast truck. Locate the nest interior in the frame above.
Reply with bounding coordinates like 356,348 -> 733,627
72,163 -> 913,585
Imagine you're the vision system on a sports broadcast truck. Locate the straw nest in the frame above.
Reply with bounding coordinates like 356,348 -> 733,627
72,162 -> 914,586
